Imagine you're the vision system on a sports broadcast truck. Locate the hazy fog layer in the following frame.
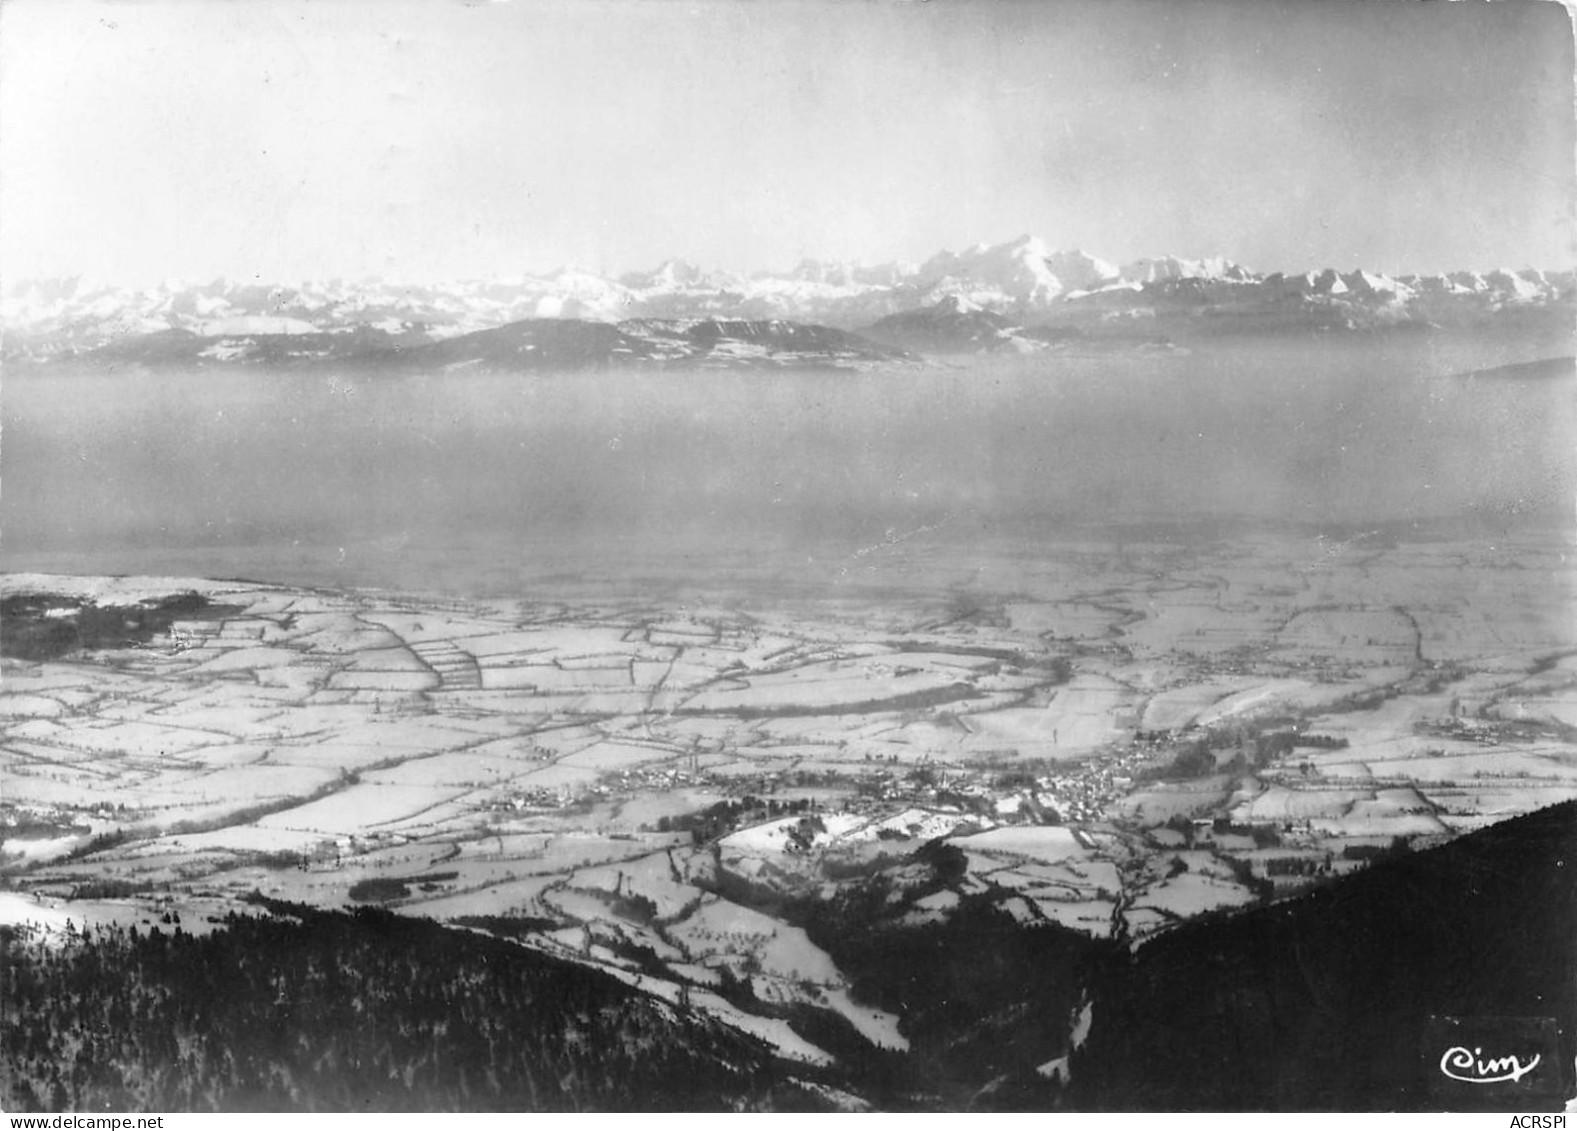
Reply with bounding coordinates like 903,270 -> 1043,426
4,337 -> 1571,594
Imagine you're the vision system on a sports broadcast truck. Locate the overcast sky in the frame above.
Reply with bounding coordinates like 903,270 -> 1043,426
1,0 -> 1571,286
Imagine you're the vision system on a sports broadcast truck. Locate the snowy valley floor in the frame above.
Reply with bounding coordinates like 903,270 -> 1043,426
4,528 -> 1576,1088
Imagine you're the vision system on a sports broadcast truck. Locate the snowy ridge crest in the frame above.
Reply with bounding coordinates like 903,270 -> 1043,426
4,235 -> 1573,360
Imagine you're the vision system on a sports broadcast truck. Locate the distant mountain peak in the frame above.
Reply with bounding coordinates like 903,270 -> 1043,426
1120,255 -> 1251,284
932,294 -> 984,315
618,258 -> 707,290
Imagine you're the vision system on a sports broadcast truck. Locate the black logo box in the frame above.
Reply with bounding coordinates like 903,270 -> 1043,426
1424,1016 -> 1566,1109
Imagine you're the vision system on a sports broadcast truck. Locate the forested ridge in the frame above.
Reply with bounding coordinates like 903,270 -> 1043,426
0,899 -> 833,1112
1067,799 -> 1577,1110
5,801 -> 1573,1112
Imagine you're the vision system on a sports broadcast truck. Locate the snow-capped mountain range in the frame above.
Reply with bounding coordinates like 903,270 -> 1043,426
3,234 -> 1571,366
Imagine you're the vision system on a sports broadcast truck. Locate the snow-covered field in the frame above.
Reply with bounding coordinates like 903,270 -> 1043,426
5,528 -> 1573,1067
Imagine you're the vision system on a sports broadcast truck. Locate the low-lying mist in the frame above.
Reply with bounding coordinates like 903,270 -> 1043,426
4,335 -> 1571,592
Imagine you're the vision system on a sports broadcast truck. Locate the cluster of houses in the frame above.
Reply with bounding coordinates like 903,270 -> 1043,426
485,786 -> 572,813
1421,715 -> 1532,746
305,828 -> 412,867
1030,752 -> 1146,824
481,764 -> 719,817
